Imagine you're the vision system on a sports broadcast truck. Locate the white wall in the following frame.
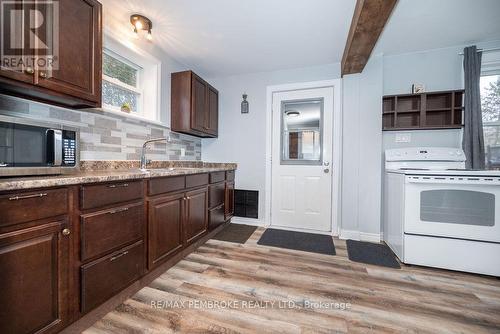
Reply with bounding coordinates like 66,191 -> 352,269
341,55 -> 384,240
382,40 -> 500,151
202,39 -> 500,238
202,63 -> 341,223
202,60 -> 385,241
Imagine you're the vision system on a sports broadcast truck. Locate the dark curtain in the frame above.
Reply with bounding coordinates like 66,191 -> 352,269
462,45 -> 485,169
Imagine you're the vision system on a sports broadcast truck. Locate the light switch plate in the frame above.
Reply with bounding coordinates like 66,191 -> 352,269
180,148 -> 185,157
395,133 -> 411,143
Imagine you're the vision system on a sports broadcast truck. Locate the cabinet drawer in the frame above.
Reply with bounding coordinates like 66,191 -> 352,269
226,170 -> 235,181
209,182 -> 225,208
148,176 -> 185,196
209,171 -> 225,184
81,181 -> 143,210
81,241 -> 144,313
209,204 -> 225,230
186,173 -> 209,188
0,188 -> 68,228
80,202 -> 144,261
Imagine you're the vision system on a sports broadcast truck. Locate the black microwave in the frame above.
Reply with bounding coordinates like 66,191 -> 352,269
0,119 -> 78,176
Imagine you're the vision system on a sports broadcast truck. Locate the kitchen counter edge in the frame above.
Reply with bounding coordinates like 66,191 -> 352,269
0,167 -> 236,192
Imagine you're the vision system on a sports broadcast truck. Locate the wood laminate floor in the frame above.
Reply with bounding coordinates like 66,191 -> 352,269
84,227 -> 500,333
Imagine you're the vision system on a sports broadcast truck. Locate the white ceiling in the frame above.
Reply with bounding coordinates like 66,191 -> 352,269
375,0 -> 500,55
100,0 -> 356,77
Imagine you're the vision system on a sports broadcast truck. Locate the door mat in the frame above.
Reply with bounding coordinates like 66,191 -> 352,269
346,239 -> 401,269
212,224 -> 258,244
257,229 -> 336,255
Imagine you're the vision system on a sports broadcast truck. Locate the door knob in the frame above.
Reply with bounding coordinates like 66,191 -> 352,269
62,228 -> 71,236
324,162 -> 330,166
25,67 -> 34,74
39,71 -> 47,78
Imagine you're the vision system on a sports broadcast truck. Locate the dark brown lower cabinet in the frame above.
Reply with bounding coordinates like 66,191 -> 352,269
81,240 -> 144,313
185,187 -> 208,244
148,193 -> 184,269
225,181 -> 235,221
80,202 -> 144,261
0,220 -> 70,334
0,171 -> 233,333
209,204 -> 225,230
208,179 -> 225,230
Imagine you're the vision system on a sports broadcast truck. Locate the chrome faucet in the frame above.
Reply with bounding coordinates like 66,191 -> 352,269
140,136 -> 171,171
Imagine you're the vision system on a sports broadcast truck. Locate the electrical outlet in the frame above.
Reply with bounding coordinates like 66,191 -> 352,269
395,133 -> 411,143
180,148 -> 185,157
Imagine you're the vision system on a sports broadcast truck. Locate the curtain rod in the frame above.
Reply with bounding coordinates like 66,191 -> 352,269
458,47 -> 500,55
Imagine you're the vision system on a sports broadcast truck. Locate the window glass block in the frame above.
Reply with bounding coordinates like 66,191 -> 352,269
103,52 -> 138,87
102,80 -> 139,112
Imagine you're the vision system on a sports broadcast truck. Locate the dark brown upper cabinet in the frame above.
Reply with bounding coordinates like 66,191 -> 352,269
0,0 -> 102,109
382,90 -> 464,131
171,70 -> 219,138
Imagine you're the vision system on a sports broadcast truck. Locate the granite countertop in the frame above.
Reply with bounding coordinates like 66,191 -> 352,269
0,165 -> 236,192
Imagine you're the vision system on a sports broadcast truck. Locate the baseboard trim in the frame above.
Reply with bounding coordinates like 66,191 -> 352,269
231,217 -> 267,226
339,229 -> 381,243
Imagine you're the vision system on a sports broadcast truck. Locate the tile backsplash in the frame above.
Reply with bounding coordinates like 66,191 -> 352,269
0,95 -> 201,161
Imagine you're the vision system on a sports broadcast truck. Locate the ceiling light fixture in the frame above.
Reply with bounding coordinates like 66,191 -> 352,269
285,110 -> 300,117
130,14 -> 153,41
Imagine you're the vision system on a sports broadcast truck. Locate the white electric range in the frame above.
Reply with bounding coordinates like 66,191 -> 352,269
383,147 -> 500,277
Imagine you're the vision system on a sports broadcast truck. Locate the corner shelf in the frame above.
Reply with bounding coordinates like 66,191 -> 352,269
382,90 -> 464,131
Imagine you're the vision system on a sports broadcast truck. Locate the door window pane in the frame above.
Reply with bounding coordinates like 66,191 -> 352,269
420,190 -> 495,226
281,99 -> 323,165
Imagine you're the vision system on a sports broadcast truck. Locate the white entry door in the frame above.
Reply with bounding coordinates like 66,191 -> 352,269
271,87 -> 334,232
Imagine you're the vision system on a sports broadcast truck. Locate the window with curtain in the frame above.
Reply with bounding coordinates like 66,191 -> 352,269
481,51 -> 500,169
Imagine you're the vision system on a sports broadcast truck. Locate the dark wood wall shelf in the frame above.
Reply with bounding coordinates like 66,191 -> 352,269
382,90 -> 464,131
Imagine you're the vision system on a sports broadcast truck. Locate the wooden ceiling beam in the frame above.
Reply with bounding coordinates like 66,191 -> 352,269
341,0 -> 398,76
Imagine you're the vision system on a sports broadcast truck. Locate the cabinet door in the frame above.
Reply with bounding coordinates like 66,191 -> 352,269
225,181 -> 235,221
0,220 -> 70,334
191,74 -> 207,133
206,85 -> 219,136
35,0 -> 102,103
184,187 -> 208,244
148,193 -> 184,269
0,0 -> 35,84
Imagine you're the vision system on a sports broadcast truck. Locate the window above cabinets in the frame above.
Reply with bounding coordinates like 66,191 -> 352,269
102,50 -> 143,114
101,37 -> 161,123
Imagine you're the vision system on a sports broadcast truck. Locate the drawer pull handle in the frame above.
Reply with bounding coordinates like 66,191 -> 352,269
9,193 -> 47,201
110,251 -> 129,262
107,207 -> 129,215
107,183 -> 129,188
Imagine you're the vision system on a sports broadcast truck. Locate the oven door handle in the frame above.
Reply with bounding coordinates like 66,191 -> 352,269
406,176 -> 498,185
47,129 -> 63,166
